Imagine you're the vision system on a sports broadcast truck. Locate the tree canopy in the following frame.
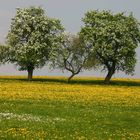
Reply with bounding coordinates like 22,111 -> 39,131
50,33 -> 96,82
0,45 -> 9,65
7,6 -> 64,80
80,10 -> 140,83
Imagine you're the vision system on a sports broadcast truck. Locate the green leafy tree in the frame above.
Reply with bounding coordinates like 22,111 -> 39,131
0,45 -> 9,64
51,33 -> 96,82
7,7 -> 63,80
80,10 -> 140,83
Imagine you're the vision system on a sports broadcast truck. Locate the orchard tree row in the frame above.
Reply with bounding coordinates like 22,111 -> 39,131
0,7 -> 140,84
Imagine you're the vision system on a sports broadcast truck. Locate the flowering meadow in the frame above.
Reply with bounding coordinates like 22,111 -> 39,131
0,76 -> 140,139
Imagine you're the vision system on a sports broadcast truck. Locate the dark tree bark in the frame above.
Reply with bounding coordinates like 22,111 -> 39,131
27,67 -> 34,81
104,68 -> 115,84
68,73 -> 75,83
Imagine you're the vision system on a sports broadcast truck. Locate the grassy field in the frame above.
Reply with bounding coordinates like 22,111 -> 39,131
0,76 -> 140,140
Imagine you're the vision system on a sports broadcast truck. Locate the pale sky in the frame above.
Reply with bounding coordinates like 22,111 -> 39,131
0,0 -> 140,78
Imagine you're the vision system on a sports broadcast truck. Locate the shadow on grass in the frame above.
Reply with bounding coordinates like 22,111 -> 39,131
66,79 -> 140,87
0,76 -> 140,87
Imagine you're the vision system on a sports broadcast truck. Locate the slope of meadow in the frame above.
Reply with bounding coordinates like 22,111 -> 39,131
0,76 -> 140,139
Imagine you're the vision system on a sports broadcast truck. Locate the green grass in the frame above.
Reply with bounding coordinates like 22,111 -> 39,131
0,76 -> 140,140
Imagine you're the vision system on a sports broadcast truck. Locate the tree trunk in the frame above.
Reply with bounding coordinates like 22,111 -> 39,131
68,73 -> 75,83
27,68 -> 33,81
104,69 -> 115,84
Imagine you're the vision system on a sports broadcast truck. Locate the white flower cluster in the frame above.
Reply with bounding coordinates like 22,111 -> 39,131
0,112 -> 66,123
